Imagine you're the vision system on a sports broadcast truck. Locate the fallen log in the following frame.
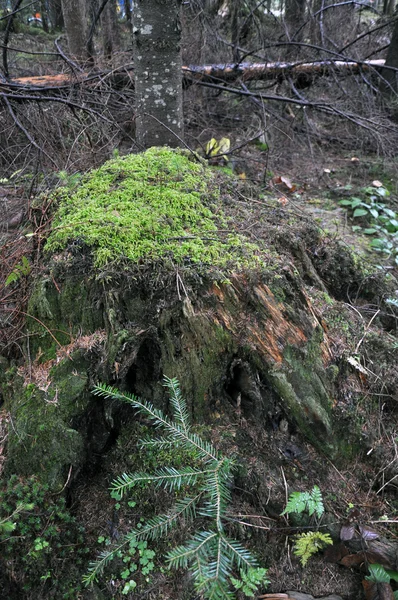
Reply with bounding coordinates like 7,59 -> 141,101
0,59 -> 386,91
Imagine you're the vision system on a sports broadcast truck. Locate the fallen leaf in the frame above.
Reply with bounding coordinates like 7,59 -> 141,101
359,525 -> 380,541
324,541 -> 350,563
351,157 -> 360,162
340,524 -> 356,541
324,168 -> 331,174
362,580 -> 394,600
372,180 -> 383,188
278,197 -> 288,206
341,552 -> 368,568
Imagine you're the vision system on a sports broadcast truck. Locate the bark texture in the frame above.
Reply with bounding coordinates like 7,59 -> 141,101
382,17 -> 398,93
61,0 -> 89,61
133,0 -> 184,148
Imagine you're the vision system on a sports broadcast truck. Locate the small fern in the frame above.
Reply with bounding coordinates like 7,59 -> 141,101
231,567 -> 270,598
84,377 -> 266,599
282,485 -> 324,520
293,531 -> 333,566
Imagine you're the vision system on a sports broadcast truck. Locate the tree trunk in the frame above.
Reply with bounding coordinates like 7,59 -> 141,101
285,0 -> 306,40
49,0 -> 64,31
40,0 -> 49,32
124,0 -> 131,24
101,0 -> 118,58
133,0 -> 184,148
381,17 -> 398,93
383,0 -> 395,15
61,0 -> 89,62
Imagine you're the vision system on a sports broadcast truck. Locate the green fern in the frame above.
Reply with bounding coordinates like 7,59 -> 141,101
83,376 -> 266,598
293,531 -> 333,566
282,485 -> 324,520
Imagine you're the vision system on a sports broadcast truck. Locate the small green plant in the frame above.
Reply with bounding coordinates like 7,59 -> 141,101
339,185 -> 398,266
365,563 -> 398,599
57,170 -> 82,189
5,256 -> 31,286
282,485 -> 324,519
292,531 -> 333,566
0,475 -> 87,598
282,486 -> 332,566
231,567 -> 270,597
96,534 -> 156,594
84,377 -> 267,599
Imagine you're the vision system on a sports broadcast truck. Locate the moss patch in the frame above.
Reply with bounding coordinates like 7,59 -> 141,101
5,354 -> 91,490
45,147 -> 261,270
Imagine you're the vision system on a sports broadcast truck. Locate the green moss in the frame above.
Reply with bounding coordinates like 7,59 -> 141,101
5,355 -> 90,490
45,147 -> 262,270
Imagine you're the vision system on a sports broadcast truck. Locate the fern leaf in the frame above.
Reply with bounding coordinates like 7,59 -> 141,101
282,490 -> 310,515
282,486 -> 324,519
308,486 -> 324,519
293,531 -> 333,566
163,376 -> 191,434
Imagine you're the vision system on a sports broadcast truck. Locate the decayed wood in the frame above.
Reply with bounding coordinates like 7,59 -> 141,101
0,59 -> 386,92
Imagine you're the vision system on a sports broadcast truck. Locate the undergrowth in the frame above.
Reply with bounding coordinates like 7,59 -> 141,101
0,474 -> 88,598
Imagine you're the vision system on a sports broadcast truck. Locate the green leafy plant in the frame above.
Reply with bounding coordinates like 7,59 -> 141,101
365,563 -> 398,600
366,563 -> 398,583
292,531 -> 333,566
339,185 -> 398,266
231,567 -> 270,597
84,377 -> 267,599
282,486 -> 331,566
282,485 -> 324,520
96,534 -> 156,594
0,475 -> 87,598
5,256 -> 31,286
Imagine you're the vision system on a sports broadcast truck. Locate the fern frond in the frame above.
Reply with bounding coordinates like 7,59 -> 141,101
293,531 -> 332,566
282,490 -> 310,516
308,485 -> 324,519
282,486 -> 324,520
163,376 -> 191,434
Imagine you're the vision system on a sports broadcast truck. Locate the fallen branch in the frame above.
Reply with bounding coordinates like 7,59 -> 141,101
0,58 -> 387,92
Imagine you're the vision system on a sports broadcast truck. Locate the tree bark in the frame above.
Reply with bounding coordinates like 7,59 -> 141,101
49,0 -> 65,31
61,0 -> 90,62
285,0 -> 306,40
133,0 -> 184,148
101,0 -> 118,58
381,17 -> 398,93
